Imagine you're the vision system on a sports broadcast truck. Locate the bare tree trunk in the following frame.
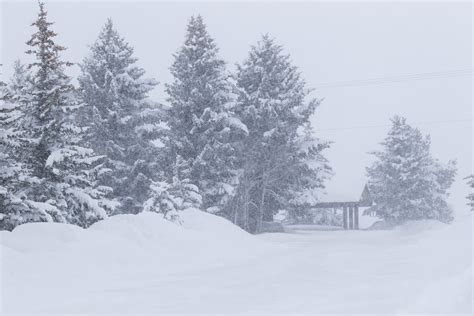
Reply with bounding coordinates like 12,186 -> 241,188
232,193 -> 239,225
256,174 -> 266,233
241,174 -> 250,232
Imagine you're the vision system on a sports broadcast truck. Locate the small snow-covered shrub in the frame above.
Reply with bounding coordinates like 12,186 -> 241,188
144,177 -> 202,222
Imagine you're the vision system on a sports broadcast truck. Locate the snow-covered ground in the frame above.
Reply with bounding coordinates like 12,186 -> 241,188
1,210 -> 472,315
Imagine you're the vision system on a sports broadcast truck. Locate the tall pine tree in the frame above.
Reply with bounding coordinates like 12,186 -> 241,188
367,116 -> 457,223
233,35 -> 330,233
0,2 -> 113,229
0,64 -> 38,230
78,19 -> 160,215
166,15 -> 247,215
25,1 -> 74,180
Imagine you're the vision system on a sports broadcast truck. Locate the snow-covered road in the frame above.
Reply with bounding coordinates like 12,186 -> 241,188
258,224 -> 472,314
1,211 -> 472,315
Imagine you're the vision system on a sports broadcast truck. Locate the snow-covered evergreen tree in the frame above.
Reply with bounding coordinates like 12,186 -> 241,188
78,19 -> 160,215
144,156 -> 202,222
166,15 -> 247,214
1,59 -> 67,230
233,35 -> 330,233
367,116 -> 456,223
24,1 -> 75,180
8,60 -> 31,105
43,113 -> 117,227
0,2 -> 113,229
0,65 -> 37,230
286,125 -> 331,224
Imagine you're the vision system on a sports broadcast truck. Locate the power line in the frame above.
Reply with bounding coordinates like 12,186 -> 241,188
314,118 -> 473,132
315,69 -> 473,88
314,69 -> 473,89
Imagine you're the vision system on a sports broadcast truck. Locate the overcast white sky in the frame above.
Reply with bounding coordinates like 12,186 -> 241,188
1,1 -> 472,217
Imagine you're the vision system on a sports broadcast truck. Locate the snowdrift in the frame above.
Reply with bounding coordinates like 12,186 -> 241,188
0,211 -> 471,315
0,210 -> 274,315
395,217 -> 473,313
1,209 -> 266,268
368,218 -> 449,231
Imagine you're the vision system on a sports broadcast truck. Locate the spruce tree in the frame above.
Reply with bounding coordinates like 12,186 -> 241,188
0,65 -> 36,230
166,15 -> 247,214
286,125 -> 332,224
0,59 -> 59,230
78,19 -> 159,215
1,1 -> 113,229
8,60 -> 31,105
367,116 -> 457,223
233,35 -> 330,232
25,1 -> 74,180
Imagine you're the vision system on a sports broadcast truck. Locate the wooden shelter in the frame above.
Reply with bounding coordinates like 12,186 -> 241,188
314,184 -> 373,230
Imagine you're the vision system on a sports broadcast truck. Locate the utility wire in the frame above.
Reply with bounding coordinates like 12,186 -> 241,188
314,69 -> 473,89
314,118 -> 473,132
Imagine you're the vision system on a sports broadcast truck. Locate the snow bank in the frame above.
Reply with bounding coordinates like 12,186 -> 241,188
368,218 -> 448,232
285,224 -> 343,232
398,216 -> 472,313
0,210 -> 274,315
393,219 -> 448,235
1,209 -> 266,264
1,221 -> 84,253
1,211 -> 471,314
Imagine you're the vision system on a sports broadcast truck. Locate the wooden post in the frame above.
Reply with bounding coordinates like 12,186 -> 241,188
354,206 -> 359,230
343,207 -> 348,230
349,206 -> 354,230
